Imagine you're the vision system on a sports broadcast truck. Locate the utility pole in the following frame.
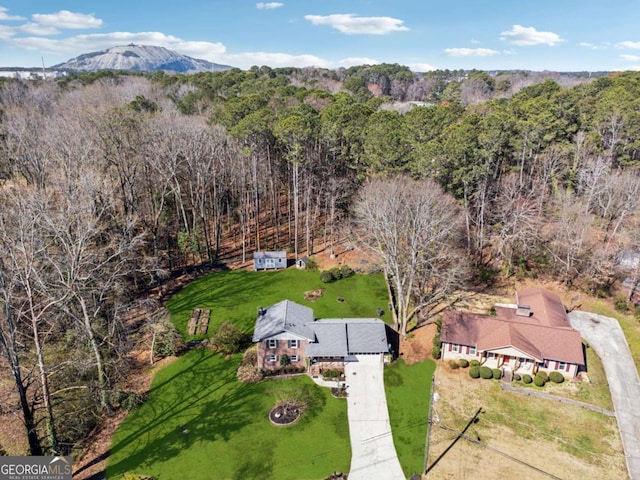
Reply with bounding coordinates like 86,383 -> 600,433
423,375 -> 437,473
425,407 -> 483,475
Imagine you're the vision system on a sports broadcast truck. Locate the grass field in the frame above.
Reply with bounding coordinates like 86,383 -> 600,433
166,269 -> 390,336
106,350 -> 350,479
384,359 -> 436,478
107,270 -> 390,479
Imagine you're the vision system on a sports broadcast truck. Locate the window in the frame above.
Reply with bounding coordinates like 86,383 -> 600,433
469,346 -> 476,355
267,339 -> 277,349
290,355 -> 300,362
288,339 -> 300,349
558,361 -> 566,370
487,352 -> 496,359
452,344 -> 459,353
266,354 -> 278,363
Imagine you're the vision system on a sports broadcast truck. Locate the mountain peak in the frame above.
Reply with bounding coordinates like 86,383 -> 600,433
53,44 -> 232,73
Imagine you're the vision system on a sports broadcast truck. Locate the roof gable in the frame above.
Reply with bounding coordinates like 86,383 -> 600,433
251,299 -> 314,342
442,293 -> 584,366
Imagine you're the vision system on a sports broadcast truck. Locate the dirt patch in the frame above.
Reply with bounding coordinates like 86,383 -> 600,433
400,324 -> 437,365
304,288 -> 325,301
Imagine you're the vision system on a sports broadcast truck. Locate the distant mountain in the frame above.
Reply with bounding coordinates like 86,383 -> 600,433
52,44 -> 232,73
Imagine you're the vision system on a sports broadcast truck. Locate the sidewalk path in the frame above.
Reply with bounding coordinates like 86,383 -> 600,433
568,311 -> 640,480
344,355 -> 406,480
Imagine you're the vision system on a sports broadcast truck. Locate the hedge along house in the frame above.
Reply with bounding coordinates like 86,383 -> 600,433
252,299 -> 390,374
253,251 -> 287,271
440,288 -> 584,378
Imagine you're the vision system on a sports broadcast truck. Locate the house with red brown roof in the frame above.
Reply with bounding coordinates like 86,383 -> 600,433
440,288 -> 584,378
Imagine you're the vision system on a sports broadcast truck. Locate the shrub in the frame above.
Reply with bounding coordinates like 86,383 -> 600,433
522,374 -> 533,384
280,353 -> 290,367
614,293 -> 630,313
479,366 -> 493,379
242,347 -> 258,366
513,373 -> 521,381
492,368 -> 502,379
448,360 -> 460,370
470,360 -> 480,367
322,369 -> 342,379
211,322 -> 248,355
320,270 -> 335,283
458,359 -> 469,368
304,257 -> 318,270
339,264 -> 354,279
536,370 -> 549,382
549,371 -> 565,383
469,366 -> 480,378
237,364 -> 263,383
119,391 -> 147,411
533,375 -> 546,387
432,332 -> 441,347
431,345 -> 441,359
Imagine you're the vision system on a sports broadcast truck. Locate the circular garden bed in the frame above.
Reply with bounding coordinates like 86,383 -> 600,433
269,401 -> 303,426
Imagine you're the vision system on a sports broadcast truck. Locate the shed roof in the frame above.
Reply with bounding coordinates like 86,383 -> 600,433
253,251 -> 287,260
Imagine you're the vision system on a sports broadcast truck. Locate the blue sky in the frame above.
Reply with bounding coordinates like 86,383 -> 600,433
1,1 -> 640,71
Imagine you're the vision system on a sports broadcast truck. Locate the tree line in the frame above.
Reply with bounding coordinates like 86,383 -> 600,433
0,67 -> 639,455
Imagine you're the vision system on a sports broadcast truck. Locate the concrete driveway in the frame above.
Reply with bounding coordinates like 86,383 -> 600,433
568,311 -> 640,480
344,354 -> 406,480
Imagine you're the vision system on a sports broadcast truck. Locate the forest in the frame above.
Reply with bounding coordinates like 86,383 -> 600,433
0,64 -> 639,457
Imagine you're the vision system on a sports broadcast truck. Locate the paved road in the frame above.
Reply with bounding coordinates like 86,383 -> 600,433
568,311 -> 640,480
344,355 -> 406,480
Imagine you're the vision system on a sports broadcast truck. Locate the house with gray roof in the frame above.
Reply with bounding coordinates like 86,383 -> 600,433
252,299 -> 390,371
253,251 -> 287,271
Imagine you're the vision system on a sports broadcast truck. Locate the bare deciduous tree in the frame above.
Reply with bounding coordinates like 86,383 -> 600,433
353,177 -> 466,336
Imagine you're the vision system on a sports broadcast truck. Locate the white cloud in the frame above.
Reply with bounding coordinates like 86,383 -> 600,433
500,25 -> 564,46
0,25 -> 16,40
32,10 -> 102,29
408,62 -> 437,72
305,14 -> 408,35
621,54 -> 640,62
19,22 -> 60,36
256,2 -> 284,9
10,32 -> 226,61
579,41 -> 608,50
338,57 -> 379,67
471,38 -> 480,45
218,51 -> 330,69
445,47 -> 499,57
617,41 -> 640,49
0,6 -> 25,21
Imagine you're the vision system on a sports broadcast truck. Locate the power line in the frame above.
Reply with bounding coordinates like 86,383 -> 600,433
438,424 -> 563,480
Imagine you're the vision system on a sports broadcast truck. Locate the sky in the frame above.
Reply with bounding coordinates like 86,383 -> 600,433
1,1 -> 640,72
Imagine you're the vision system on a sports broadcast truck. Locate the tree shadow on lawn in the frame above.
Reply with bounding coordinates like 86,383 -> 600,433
106,350 -> 258,478
167,271 -> 278,333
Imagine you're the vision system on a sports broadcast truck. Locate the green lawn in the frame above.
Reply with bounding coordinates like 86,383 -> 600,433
106,349 -> 350,479
384,359 -> 436,477
107,270 -> 389,479
166,269 -> 390,337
